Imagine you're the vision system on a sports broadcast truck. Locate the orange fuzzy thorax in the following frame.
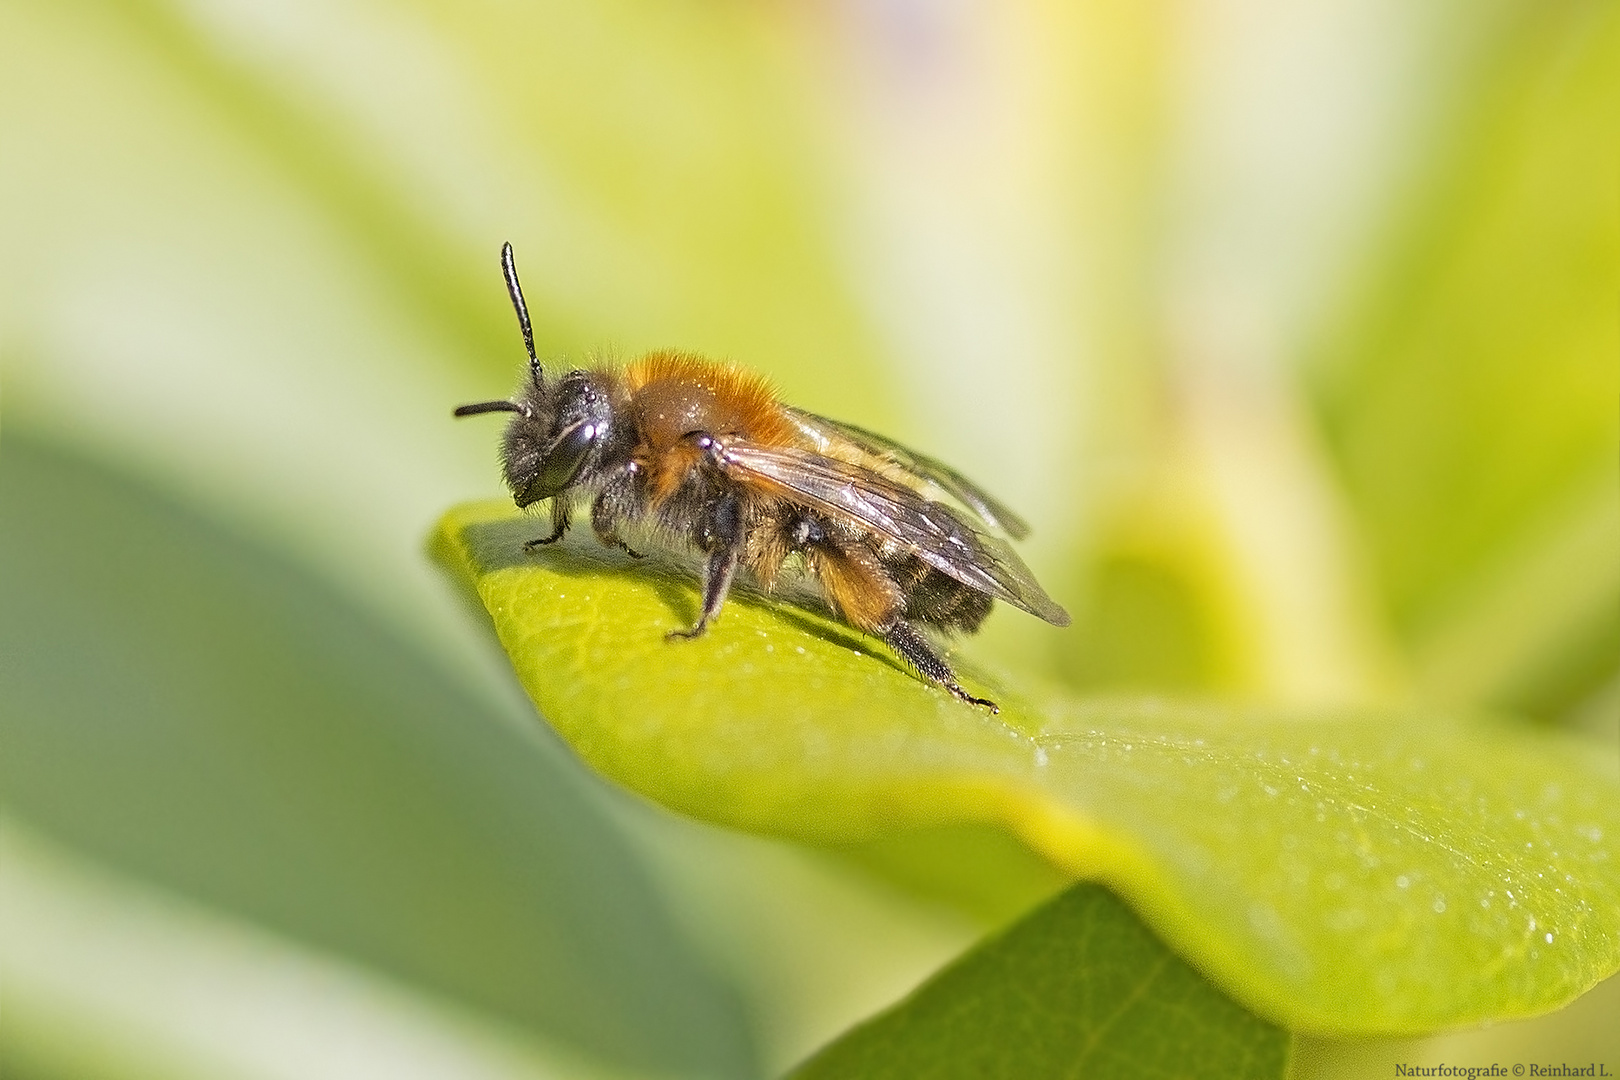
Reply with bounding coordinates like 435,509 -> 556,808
622,350 -> 797,505
623,351 -> 795,447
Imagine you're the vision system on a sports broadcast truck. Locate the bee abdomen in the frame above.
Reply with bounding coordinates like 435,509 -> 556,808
886,553 -> 993,633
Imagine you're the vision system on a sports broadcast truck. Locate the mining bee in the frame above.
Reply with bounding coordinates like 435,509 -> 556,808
456,244 -> 1069,711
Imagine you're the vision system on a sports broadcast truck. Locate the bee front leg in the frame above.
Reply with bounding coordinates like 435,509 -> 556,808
882,619 -> 999,713
524,500 -> 570,550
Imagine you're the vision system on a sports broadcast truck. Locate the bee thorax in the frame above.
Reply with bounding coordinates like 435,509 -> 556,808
630,379 -> 747,450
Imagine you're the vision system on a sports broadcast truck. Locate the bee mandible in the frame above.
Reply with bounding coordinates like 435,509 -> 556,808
456,244 -> 1069,712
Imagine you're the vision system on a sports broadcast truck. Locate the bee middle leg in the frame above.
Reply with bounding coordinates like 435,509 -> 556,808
667,544 -> 740,641
881,619 -> 999,713
668,493 -> 741,641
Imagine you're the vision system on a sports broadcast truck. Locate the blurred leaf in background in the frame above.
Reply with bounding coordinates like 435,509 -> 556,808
2,0 -> 1616,1077
0,436 -> 759,1078
1307,1 -> 1620,724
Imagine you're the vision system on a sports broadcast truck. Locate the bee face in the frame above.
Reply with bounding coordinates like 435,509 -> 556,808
501,371 -> 616,508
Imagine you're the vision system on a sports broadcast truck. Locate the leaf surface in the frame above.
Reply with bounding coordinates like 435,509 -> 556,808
434,499 -> 1620,1035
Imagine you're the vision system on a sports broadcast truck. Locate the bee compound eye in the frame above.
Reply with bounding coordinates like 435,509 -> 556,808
516,421 -> 597,505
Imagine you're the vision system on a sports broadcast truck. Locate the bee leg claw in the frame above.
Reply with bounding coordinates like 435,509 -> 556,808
523,531 -> 563,550
666,624 -> 706,642
949,687 -> 1001,713
608,537 -> 645,559
593,531 -> 643,559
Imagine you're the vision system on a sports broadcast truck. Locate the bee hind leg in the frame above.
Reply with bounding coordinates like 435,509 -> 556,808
881,620 -> 999,713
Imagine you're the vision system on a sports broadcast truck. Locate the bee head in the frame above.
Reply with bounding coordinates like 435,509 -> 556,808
453,242 -> 614,509
455,360 -> 615,508
501,367 -> 614,507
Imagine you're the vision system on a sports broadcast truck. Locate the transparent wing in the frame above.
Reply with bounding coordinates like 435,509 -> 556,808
720,441 -> 1069,626
782,408 -> 1032,540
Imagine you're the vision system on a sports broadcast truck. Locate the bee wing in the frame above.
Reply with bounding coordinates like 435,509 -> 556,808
783,408 -> 1032,540
720,442 -> 1070,626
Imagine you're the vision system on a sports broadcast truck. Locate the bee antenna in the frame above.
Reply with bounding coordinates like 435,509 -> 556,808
501,242 -> 539,380
454,399 -> 523,418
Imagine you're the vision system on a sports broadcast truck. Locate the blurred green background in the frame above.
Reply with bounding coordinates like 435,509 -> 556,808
2,0 -> 1615,1077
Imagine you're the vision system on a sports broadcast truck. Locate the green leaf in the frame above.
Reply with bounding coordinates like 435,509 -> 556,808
789,883 -> 1288,1080
433,499 -> 1620,1036
0,439 -> 758,1079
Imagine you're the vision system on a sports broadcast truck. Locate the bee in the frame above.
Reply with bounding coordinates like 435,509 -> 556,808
456,243 -> 1069,711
